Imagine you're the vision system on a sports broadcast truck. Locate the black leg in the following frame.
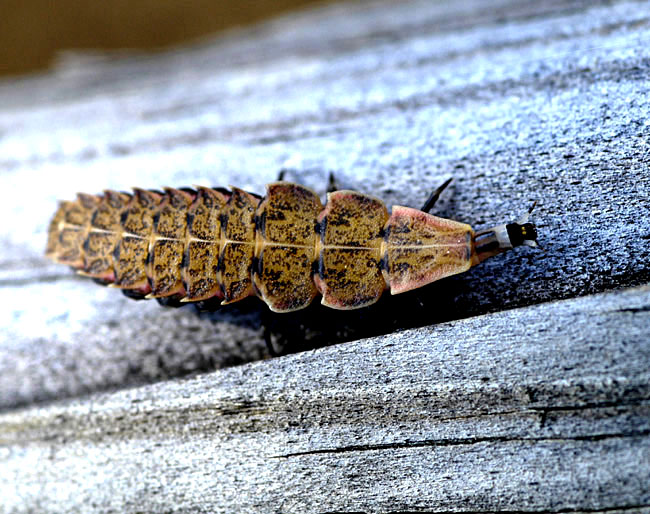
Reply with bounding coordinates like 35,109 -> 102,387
262,308 -> 285,356
420,177 -> 453,213
327,172 -> 339,193
192,297 -> 223,312
156,295 -> 185,308
263,325 -> 281,357
276,169 -> 286,181
121,288 -> 147,301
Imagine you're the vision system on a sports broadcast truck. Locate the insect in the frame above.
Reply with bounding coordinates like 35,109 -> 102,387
45,178 -> 538,312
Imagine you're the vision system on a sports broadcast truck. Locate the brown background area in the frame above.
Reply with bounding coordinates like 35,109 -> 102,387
0,0 -> 326,76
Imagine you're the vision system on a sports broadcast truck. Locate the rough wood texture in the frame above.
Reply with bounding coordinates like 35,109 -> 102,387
1,0 -> 649,511
2,286 -> 649,512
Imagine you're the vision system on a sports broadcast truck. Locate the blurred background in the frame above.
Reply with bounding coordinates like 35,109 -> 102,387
0,0 -> 326,77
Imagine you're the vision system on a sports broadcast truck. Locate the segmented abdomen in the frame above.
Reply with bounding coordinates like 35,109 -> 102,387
46,183 -> 473,312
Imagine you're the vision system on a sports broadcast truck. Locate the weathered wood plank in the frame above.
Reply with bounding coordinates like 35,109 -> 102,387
1,0 -> 649,409
1,285 -> 649,512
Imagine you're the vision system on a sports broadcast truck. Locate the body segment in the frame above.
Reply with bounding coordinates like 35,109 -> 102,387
46,181 -> 535,311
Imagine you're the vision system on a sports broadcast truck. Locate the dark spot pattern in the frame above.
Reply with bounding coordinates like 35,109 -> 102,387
45,181 -> 475,311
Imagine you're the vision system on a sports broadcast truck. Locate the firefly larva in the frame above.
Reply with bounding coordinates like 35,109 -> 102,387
45,179 -> 538,312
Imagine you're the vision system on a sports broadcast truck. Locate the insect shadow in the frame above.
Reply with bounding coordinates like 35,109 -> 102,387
190,273 -> 472,357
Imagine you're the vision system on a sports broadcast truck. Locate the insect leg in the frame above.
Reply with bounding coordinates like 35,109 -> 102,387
262,309 -> 285,356
327,172 -> 339,193
276,170 -> 286,181
155,296 -> 185,308
121,288 -> 148,301
420,177 -> 453,213
261,307 -> 310,356
192,297 -> 223,312
263,326 -> 280,356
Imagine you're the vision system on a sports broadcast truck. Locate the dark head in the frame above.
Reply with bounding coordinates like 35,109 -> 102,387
505,221 -> 538,248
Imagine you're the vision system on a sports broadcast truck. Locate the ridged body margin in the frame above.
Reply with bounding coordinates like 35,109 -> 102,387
46,183 -> 476,311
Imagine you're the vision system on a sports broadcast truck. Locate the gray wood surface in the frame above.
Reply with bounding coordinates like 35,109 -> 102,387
1,0 -> 649,511
2,285 -> 649,512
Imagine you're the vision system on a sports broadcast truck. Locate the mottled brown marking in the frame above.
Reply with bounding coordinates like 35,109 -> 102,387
150,239 -> 185,296
83,232 -> 115,278
113,236 -> 150,290
220,188 -> 259,303
253,183 -> 322,312
256,245 -> 316,312
56,197 -> 96,266
184,241 -> 220,300
146,189 -> 191,297
155,188 -> 191,239
386,206 -> 473,294
187,187 -> 226,239
221,242 -> 256,302
320,190 -> 388,246
57,225 -> 84,266
317,191 -> 389,309
183,187 -> 228,301
113,190 -> 161,289
121,189 -> 160,236
46,181 -> 484,312
261,182 -> 321,244
317,247 -> 387,309
77,193 -> 99,211
81,191 -> 129,279
92,191 -> 129,230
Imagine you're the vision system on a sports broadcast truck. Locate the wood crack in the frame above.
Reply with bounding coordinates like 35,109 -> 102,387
614,305 -> 650,314
274,429 -> 650,459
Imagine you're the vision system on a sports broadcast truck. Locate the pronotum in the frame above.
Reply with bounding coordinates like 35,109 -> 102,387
45,179 -> 538,312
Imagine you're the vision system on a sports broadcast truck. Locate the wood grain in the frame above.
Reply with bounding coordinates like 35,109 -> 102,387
1,285 -> 649,512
